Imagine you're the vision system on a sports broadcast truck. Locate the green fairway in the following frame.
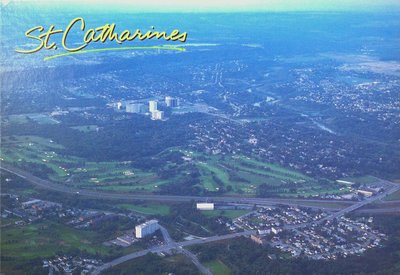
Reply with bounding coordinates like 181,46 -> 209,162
197,161 -> 230,191
177,150 -> 339,196
0,135 -> 161,191
0,136 -> 343,197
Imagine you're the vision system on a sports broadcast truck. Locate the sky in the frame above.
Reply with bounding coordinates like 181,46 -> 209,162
2,0 -> 400,11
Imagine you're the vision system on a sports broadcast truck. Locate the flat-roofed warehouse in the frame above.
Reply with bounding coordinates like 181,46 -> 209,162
196,203 -> 214,211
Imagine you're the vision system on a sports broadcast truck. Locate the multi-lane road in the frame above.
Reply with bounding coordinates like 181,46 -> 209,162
95,180 -> 400,275
2,162 -> 398,214
92,230 -> 256,275
159,225 -> 212,275
0,162 -> 352,209
316,182 -> 400,224
1,162 -> 399,274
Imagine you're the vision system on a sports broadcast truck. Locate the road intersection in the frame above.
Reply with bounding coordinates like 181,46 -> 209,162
1,162 -> 399,274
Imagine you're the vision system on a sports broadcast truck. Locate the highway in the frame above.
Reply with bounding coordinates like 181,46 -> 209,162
2,162 -> 399,274
285,182 -> 400,230
316,182 -> 400,225
95,181 -> 399,275
0,162 -> 352,209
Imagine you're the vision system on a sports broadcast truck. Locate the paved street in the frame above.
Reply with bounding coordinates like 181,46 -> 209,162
2,162 -> 399,275
93,230 -> 256,274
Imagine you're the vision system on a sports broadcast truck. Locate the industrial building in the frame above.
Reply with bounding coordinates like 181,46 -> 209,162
135,219 -> 159,238
196,203 -> 214,211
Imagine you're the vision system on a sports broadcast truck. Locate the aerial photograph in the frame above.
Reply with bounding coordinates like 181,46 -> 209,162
0,0 -> 399,274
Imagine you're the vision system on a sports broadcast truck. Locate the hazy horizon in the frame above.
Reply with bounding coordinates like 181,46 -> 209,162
2,0 -> 400,12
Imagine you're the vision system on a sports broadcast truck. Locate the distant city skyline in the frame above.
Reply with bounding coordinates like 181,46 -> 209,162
3,0 -> 400,12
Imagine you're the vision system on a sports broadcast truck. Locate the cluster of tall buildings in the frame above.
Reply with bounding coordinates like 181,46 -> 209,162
148,100 -> 164,120
116,96 -> 179,121
149,96 -> 179,120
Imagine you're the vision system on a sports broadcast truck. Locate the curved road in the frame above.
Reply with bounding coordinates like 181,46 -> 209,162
95,182 -> 400,274
2,162 -> 399,275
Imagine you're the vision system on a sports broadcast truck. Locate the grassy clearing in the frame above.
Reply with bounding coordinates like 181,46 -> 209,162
0,217 -> 21,226
117,203 -> 170,215
0,222 -> 112,259
383,190 -> 400,201
0,219 -> 145,274
204,260 -> 231,275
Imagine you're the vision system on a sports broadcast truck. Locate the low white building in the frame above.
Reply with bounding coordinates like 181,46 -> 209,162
196,203 -> 214,211
357,189 -> 374,197
135,220 -> 159,238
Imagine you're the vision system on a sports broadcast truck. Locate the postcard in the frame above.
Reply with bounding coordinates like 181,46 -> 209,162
1,1 -> 400,274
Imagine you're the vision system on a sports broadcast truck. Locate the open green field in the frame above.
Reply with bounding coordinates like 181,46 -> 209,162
204,260 -> 231,275
0,217 -> 21,227
3,113 -> 60,125
0,218 -> 145,274
1,135 -> 344,197
179,149 -> 342,197
201,210 -> 251,219
116,203 -> 171,215
383,189 -> 400,201
0,135 -> 165,192
0,221 -> 112,259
